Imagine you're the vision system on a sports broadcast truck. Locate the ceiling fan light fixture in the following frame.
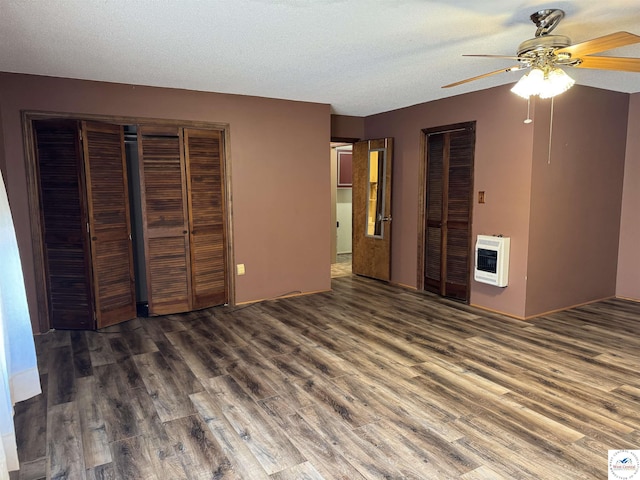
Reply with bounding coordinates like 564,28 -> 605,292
539,67 -> 575,98
510,66 -> 574,99
510,68 -> 543,98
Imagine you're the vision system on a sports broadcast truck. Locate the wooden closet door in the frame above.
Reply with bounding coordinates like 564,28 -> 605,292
81,121 -> 137,328
424,133 -> 445,295
445,128 -> 475,300
424,122 -> 475,302
138,126 -> 192,315
184,128 -> 227,309
33,120 -> 94,330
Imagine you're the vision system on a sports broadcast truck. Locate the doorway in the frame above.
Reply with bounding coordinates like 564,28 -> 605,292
331,143 -> 353,277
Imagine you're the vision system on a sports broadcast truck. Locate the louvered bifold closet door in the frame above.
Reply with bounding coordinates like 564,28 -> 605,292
33,120 -> 94,330
424,133 -> 445,295
445,129 -> 474,301
424,122 -> 475,302
82,121 -> 137,328
138,126 -> 192,315
184,128 -> 227,309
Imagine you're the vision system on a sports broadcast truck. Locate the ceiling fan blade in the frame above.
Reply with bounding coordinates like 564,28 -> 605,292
574,56 -> 640,72
556,32 -> 640,58
463,54 -> 523,60
442,66 -> 524,88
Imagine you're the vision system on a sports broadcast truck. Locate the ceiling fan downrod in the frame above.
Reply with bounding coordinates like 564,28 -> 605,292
531,9 -> 565,37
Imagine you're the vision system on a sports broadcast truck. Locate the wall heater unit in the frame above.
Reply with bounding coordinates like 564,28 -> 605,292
474,235 -> 510,287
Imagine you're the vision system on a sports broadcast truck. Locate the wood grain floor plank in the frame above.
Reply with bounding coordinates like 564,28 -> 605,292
139,314 -> 186,343
286,344 -> 351,379
70,331 -> 93,378
93,364 -> 141,442
460,465 -> 512,480
190,390 -> 271,480
354,420 -> 471,478
85,463 -> 116,480
76,377 -> 111,469
295,374 -> 378,428
16,457 -> 46,480
110,385 -> 188,480
14,374 -> 47,464
330,373 -> 464,442
268,461 -> 325,480
118,319 -> 160,355
134,351 -> 196,423
164,414 -> 241,480
153,338 -> 205,395
258,397 -> 366,480
190,312 -> 248,349
297,402 -> 413,480
47,402 -> 85,479
205,375 -> 305,475
225,357 -> 278,401
47,346 -> 75,406
85,331 -> 116,367
110,435 -> 157,480
164,329 -> 229,380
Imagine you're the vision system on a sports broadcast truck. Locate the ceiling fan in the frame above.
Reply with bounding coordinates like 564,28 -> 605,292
443,8 -> 640,98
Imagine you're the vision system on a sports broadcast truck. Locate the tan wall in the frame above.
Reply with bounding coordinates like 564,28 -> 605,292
525,87 -> 628,316
364,85 -> 535,317
617,92 -> 640,301
0,73 -> 331,333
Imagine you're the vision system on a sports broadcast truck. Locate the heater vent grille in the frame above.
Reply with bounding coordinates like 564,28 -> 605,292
474,235 -> 510,287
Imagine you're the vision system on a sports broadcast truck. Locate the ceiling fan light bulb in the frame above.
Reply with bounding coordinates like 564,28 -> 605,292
511,68 -> 544,99
511,78 -> 532,98
539,68 -> 575,98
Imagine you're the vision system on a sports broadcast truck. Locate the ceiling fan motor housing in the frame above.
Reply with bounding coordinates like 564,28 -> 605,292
516,35 -> 577,67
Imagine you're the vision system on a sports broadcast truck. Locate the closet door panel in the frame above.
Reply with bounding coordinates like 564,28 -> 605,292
423,123 -> 475,302
147,236 -> 191,313
33,120 -> 94,329
424,133 -> 445,294
184,129 -> 227,309
82,121 -> 137,327
445,129 -> 474,300
138,126 -> 192,315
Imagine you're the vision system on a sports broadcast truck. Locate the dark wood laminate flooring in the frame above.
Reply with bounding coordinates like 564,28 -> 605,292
13,275 -> 640,479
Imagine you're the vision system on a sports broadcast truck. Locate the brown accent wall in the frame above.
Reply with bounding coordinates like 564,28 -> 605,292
363,83 -> 630,318
364,85 -> 535,317
0,105 -> 5,184
617,92 -> 640,301
0,73 -> 331,333
331,114 -> 364,140
525,87 -> 628,316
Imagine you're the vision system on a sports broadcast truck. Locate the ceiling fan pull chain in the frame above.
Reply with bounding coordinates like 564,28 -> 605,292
524,97 -> 533,124
548,97 -> 555,165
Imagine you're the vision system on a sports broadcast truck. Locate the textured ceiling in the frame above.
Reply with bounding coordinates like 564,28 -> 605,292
1,0 -> 639,116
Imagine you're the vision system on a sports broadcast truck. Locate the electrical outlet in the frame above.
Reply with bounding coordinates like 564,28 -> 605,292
236,264 -> 245,276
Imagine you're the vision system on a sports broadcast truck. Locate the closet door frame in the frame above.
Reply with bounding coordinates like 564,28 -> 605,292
21,111 -> 235,332
416,121 -> 475,298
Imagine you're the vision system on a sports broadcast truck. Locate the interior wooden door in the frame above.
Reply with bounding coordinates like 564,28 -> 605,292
33,119 -> 95,329
138,126 -> 192,315
352,138 -> 393,281
184,128 -> 227,309
81,121 -> 137,328
424,122 -> 475,301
